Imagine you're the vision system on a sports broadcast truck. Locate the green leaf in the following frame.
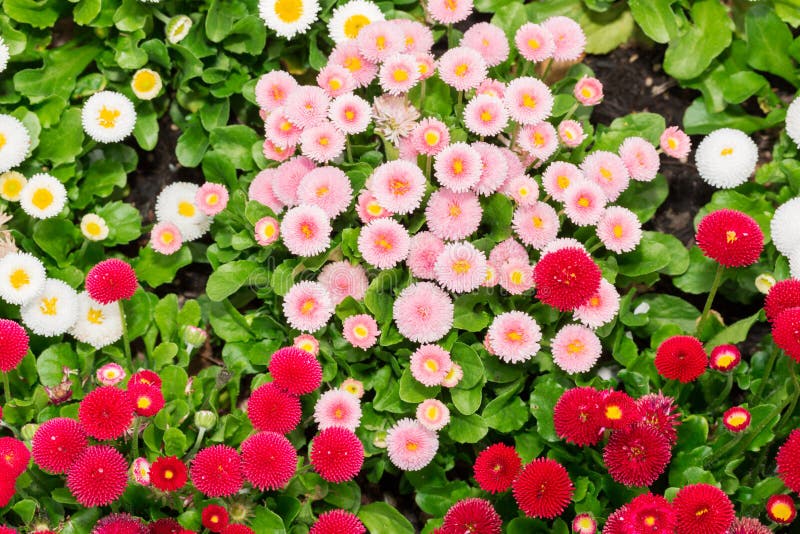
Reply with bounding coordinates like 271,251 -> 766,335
483,391 -> 528,432
683,98 -> 786,135
628,0 -> 678,43
36,107 -> 84,166
616,232 -> 672,277
358,503 -> 414,534
450,342 -> 484,389
134,246 -> 193,288
270,260 -> 299,297
745,4 -> 798,85
447,413 -> 489,443
451,383 -> 482,415
176,123 -> 209,168
616,174 -> 668,224
34,218 -> 79,264
529,375 -> 566,442
12,499 -> 37,524
483,194 -> 514,241
95,201 -> 143,246
399,368 -> 440,403
706,311 -> 761,351
3,0 -> 61,28
113,0 -> 148,31
205,0 -> 247,42
163,427 -> 188,456
37,344 -> 78,387
663,0 -> 732,80
453,293 -> 491,332
74,0 -> 100,25
14,44 -> 102,105
491,1 -> 527,38
206,260 -> 258,301
632,293 -> 700,335
133,102 -> 159,151
250,507 -> 286,534
209,125 -> 260,170
593,112 -> 666,151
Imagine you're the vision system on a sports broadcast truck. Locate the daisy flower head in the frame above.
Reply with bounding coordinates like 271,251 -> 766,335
434,142 -> 483,192
19,173 -> 67,219
328,0 -> 384,44
80,213 -> 109,242
330,41 -> 378,87
0,252 -> 46,305
534,247 -> 602,311
597,206 -> 642,253
368,160 -> 426,215
563,179 -> 606,226
490,237 -> 528,266
20,278 -> 78,337
553,387 -> 603,447
202,504 -> 230,532
416,398 -> 449,431
337,378 -> 364,400
166,14 -> 192,43
411,117 -> 450,156
434,241 -> 488,294
473,443 -> 521,493
660,125 -> 692,160
572,513 -> 597,534
427,0 -> 472,23
511,202 -> 557,249
255,71 -> 298,111
396,19 -> 434,54
241,432 -> 296,491
130,68 -> 162,100
93,514 -> 148,534
573,76 -> 603,106
472,142 -> 508,196
441,362 -> 463,388
580,150 -> 630,201
442,499 -> 502,534
96,363 -> 125,386
486,310 -> 542,364
722,406 -> 750,433
504,77 -> 554,125
247,382 -> 301,434
574,278 -> 620,329
0,171 -> 26,202
766,494 -> 796,525
32,418 -> 87,475
265,107 -> 302,148
66,446 -> 128,507
551,324 -> 601,374
300,122 -> 346,163
603,422 -> 671,487
270,346 -> 324,395
518,121 -> 558,161
398,135 -> 418,162
0,436 -> 29,477
543,16 -> 586,61
356,190 -> 392,223
81,91 -> 136,143
293,333 -> 319,356
281,204 -> 331,257
543,160 -> 583,201
317,64 -> 356,98
600,390 -> 640,430
297,167 -> 353,217
393,282 -> 454,343
273,156 -> 317,207
695,128 -> 758,189
558,119 -> 586,148
248,169 -> 284,213
195,182 -> 228,216
254,216 -> 280,246
129,383 -> 165,418
513,458 -> 574,519
258,0 -> 320,39
696,209 -> 763,267
372,94 -> 420,144
464,94 -> 508,137
619,136 -> 660,182
386,418 -> 438,471
655,335 -> 707,383
772,197 -> 800,257
407,231 -> 445,279
765,279 -> 800,323
438,47 -> 488,91
318,261 -> 368,304
282,280 -> 334,333
149,221 -> 182,255
461,22 -> 509,67
284,86 -> 330,130
673,483 -> 734,534
356,20 -> 402,62
70,291 -> 123,349
310,427 -> 364,482
190,445 -> 244,497
0,115 -> 30,174
410,344 -> 452,386
150,456 -> 188,492
342,313 -> 379,350
515,22 -> 555,62
154,182 -> 211,242
605,493 -> 676,534
709,344 -> 741,372
314,389 -> 362,431
498,259 -> 535,295
329,93 -> 371,134
378,53 -> 420,95
85,258 -> 137,305
778,429 -> 800,492
79,386 -> 134,440
414,52 -> 436,79
310,510 -> 366,534
357,217 -> 410,269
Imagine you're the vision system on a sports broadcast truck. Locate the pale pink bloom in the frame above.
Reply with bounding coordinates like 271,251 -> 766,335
500,147 -> 525,182
518,121 -> 558,161
410,344 -> 452,386
393,282 -> 454,343
411,118 -> 450,156
512,201 -> 559,249
318,261 -> 369,304
265,106 -> 302,148
314,389 -> 362,431
254,216 -> 280,246
262,138 -> 296,162
280,204 -> 332,257
300,122 -> 346,163
551,324 -> 602,374
372,94 -> 420,144
438,47 -> 487,91
660,126 -> 691,160
386,418 -> 439,471
293,333 -> 320,356
425,189 -> 482,241
397,19 -> 434,54
284,86 -> 330,129
132,457 -> 151,486
357,20 -> 403,62
596,206 -> 642,253
580,150 -> 630,202
461,22 -> 509,67
369,160 -> 426,214
498,260 -> 535,295
329,93 -> 372,135
515,23 -> 555,62
475,80 -> 504,102
272,156 -> 316,207
329,41 -> 378,87
407,231 -> 445,280
255,70 -> 298,111
563,181 -> 607,226
248,168 -> 285,214
542,160 -> 583,202
463,94 -> 508,137
340,377 -> 364,398
195,183 -> 229,216
434,142 -> 483,192
574,278 -> 620,329
317,64 -> 356,98
573,76 -> 603,106
504,77 -> 553,125
441,362 -> 463,387
297,166 -> 353,217
379,53 -> 420,95
358,218 -> 410,269
619,137 -> 659,182
558,119 -> 586,148
416,399 -> 450,431
543,16 -> 586,61
342,314 -> 380,350
398,135 -> 418,162
97,363 -> 125,386
427,0 -> 472,24
434,241 -> 488,294
414,53 -> 436,79
472,142 -> 508,196
283,280 -> 334,332
486,310 -> 542,363
482,263 -> 498,287
151,221 -> 183,255
356,190 -> 392,223
541,237 -> 586,254
489,238 -> 528,267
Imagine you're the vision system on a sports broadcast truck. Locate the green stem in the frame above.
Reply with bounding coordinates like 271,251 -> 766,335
710,373 -> 734,409
778,361 -> 800,436
152,8 -> 171,24
456,90 -> 463,108
425,155 -> 432,182
418,79 -> 426,111
119,300 -> 134,370
346,137 -> 353,163
697,263 -> 725,335
541,58 -> 554,82
2,372 -> 10,405
188,428 -> 206,458
447,24 -> 454,48
131,417 -> 142,459
509,123 -> 520,149
520,61 -> 531,78
562,101 -> 580,121
754,344 -> 780,401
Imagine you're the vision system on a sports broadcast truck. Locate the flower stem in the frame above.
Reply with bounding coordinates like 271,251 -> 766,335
2,372 -> 10,404
346,137 -> 353,163
418,79 -> 427,111
562,101 -> 580,121
152,8 -> 171,24
710,373 -> 734,409
520,61 -> 531,78
425,155 -> 432,181
188,428 -> 206,458
541,58 -> 554,82
697,263 -> 724,335
754,344 -> 780,401
131,417 -> 142,459
119,300 -> 133,370
447,24 -> 454,48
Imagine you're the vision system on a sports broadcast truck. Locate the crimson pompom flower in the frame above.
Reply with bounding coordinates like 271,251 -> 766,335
66,445 -> 128,507
0,527 -> 15,534
637,392 -> 681,445
0,319 -> 29,372
603,423 -> 671,487
241,431 -> 296,491
533,247 -> 602,311
86,258 -> 138,304
190,445 -> 244,497
512,458 -> 574,519
310,427 -> 364,483
148,518 -> 183,534
765,279 -> 800,323
772,307 -> 800,363
246,382 -> 302,434
128,384 -> 165,417
129,370 -> 162,388
0,437 -> 30,477
553,386 -> 604,447
604,493 -> 676,534
654,335 -> 707,383
201,505 -> 230,533
600,390 -> 640,430
473,443 -> 521,493
673,483 -> 734,534
92,514 -> 147,534
709,344 -> 741,372
150,456 -> 188,492
722,407 -> 751,433
79,386 -> 134,440
309,510 -> 366,534
441,498 -> 502,534
32,417 -> 87,474
0,476 -> 14,508
766,494 -> 796,525
695,209 -> 763,267
777,429 -> 800,492
269,347 -> 323,395
220,525 -> 254,534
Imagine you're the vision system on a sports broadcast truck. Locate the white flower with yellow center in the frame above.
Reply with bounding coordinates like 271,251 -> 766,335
0,114 -> 31,174
80,213 -> 110,242
155,182 -> 211,241
0,251 -> 46,305
694,128 -> 758,189
0,171 -> 27,202
167,15 -> 193,44
131,68 -> 163,100
19,173 -> 67,219
0,37 -> 9,74
328,0 -> 384,44
81,91 -> 136,143
259,0 -> 320,39
21,278 -> 79,337
70,291 -> 123,349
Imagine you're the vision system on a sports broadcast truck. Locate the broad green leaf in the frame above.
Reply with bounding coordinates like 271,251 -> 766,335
134,246 -> 193,288
399,367 -> 440,403
529,376 -> 565,442
14,44 -> 102,104
95,201 -> 143,246
663,0 -> 732,80
358,503 -> 414,534
745,4 -> 798,85
629,0 -> 678,43
447,413 -> 489,443
37,344 -> 78,387
206,260 -> 259,301
36,107 -> 84,166
3,0 -> 61,28
450,342 -> 484,389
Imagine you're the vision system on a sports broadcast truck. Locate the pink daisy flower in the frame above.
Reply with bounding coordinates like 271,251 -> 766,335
284,86 -> 330,130
410,344 -> 452,386
151,222 -> 183,255
498,260 -> 535,295
283,281 -> 334,333
501,147 -> 526,182
416,399 -> 450,431
369,160 -> 426,215
541,237 -> 586,254
280,204 -> 332,257
619,136 -> 659,182
490,238 -> 528,267
407,231 -> 445,279
265,107 -> 302,148
358,218 -> 411,269
506,175 -> 539,206
558,120 -> 586,148
318,261 -> 368,304
342,314 -> 380,350
441,362 -> 463,388
255,71 -> 298,111
313,389 -> 362,431
487,311 -> 542,363
551,324 -> 602,374
398,135 -> 418,162
300,122 -> 346,163
573,278 -> 620,329
472,142 -> 509,196
411,118 -> 450,156
660,126 -> 691,160
393,282 -> 454,343
512,202 -> 559,249
294,334 -> 320,356
425,189 -> 483,241
254,216 -> 280,246
356,21 -> 402,62
379,54 -> 420,95
596,206 -> 642,253
476,78 -> 506,99
427,0 -> 472,24
386,418 -> 439,471
196,183 -> 229,216
329,93 -> 372,135
573,76 -> 603,106
296,166 -> 353,217
329,41 -> 378,87
317,64 -> 356,98
515,23 -> 555,62
356,190 -> 392,223
397,19 -> 434,54
249,169 -> 285,214
438,47 -> 487,91
461,22 -> 509,67
542,160 -> 583,201
434,142 -> 483,192
543,16 -> 586,61
434,241 -> 488,294
262,138 -> 296,162
504,77 -> 554,125
414,52 -> 437,79
580,150 -> 630,202
272,156 -> 316,207
518,121 -> 558,161
464,95 -> 508,137
563,181 -> 607,226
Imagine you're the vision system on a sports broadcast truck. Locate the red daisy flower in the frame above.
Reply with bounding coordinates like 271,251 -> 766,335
441,498 -> 502,534
553,386 -> 604,447
636,392 -> 681,445
695,209 -> 763,267
777,430 -> 800,492
709,344 -> 741,372
603,423 -> 671,487
78,386 -> 135,440
190,445 -> 244,497
603,493 -> 675,534
85,258 -> 138,304
310,427 -> 364,483
722,407 -> 750,433
654,335 -> 707,383
220,525 -> 254,534
728,517 -> 771,534
32,417 -> 87,474
0,527 -> 15,534
600,390 -> 640,430
66,445 -> 128,507
512,458 -> 574,519
201,504 -> 230,533
772,307 -> 800,363
571,513 -> 597,534
128,384 -> 165,418
533,247 -> 602,311
673,483 -> 734,534
309,510 -> 366,534
129,370 -> 162,388
269,347 -> 323,395
473,443 -> 521,494
241,431 -> 297,491
766,494 -> 796,525
0,437 -> 29,477
150,456 -> 188,492
246,382 -> 302,434
148,518 -> 183,534
765,279 -> 800,323
0,319 -> 28,372
93,514 -> 147,534
0,476 -> 15,508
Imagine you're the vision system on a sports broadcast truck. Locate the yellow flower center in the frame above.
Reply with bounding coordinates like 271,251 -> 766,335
667,137 -> 678,149
451,259 -> 471,274
644,516 -> 655,527
301,223 -> 313,238
599,167 -> 612,181
532,215 -> 543,229
726,230 -> 737,243
424,131 -> 440,146
424,358 -> 438,372
557,175 -> 570,189
32,188 -> 54,210
274,0 -> 303,22
376,237 -> 392,250
298,340 -> 314,352
334,408 -> 343,419
0,133 -> 5,149
716,353 -> 735,368
9,269 -> 29,289
345,109 -> 355,121
161,231 -> 175,245
86,222 -> 103,237
137,397 -> 152,410
426,406 -> 439,420
301,298 -> 316,314
522,94 -> 537,109
510,270 -> 523,285
393,69 -> 409,82
366,201 -> 383,216
445,0 -> 457,10
720,147 -> 733,156
390,178 -> 410,195
771,502 -> 793,521
533,132 -> 544,146
316,186 -> 329,197
329,78 -> 342,91
695,507 -> 709,517
589,296 -> 600,307
405,441 -> 418,451
727,412 -> 747,426
1,175 -> 23,199
605,405 -> 622,420
527,38 -> 540,50
344,56 -> 362,73
344,14 -> 370,39
577,196 -> 590,208
506,330 -> 522,342
454,63 -> 468,77
581,87 -> 593,98
88,308 -> 105,325
163,469 -> 174,479
480,110 -> 493,122
567,339 -> 584,354
345,385 -> 359,395
449,204 -> 462,217
452,159 -> 463,174
318,136 -> 329,146
133,70 -> 157,93
280,120 -> 293,132
39,297 -> 58,316
613,224 -> 624,238
206,193 -> 219,206
98,106 -> 120,129
353,325 -> 369,338
178,201 -> 195,217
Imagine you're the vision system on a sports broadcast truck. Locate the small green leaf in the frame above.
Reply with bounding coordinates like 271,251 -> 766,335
358,503 -> 414,534
206,260 -> 259,301
447,413 -> 489,443
163,427 -> 188,456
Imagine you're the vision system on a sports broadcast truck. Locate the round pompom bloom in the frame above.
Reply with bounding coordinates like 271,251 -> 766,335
604,493 -> 676,534
573,76 -> 603,106
79,386 -> 134,440
551,324 -> 601,374
19,172 -> 67,219
356,190 -> 392,223
441,498 -> 502,534
247,382 -> 302,434
397,19 -> 434,54
300,122 -> 346,164
254,216 -> 280,246
472,142 -> 509,196
695,128 -> 758,189
543,16 -> 585,61
412,117 -> 450,156
434,142 -> 483,193
221,526 -> 255,534
314,389 -> 362,430
518,122 -> 558,162
310,510 -> 366,534
273,156 -> 317,207
427,0 -> 472,23
248,169 -> 285,213
293,334 -> 320,356
150,456 -> 188,492
504,77 -> 554,125
317,64 -> 356,98
434,241 -> 488,294
473,443 -> 521,494
513,458 -> 574,519
777,429 -> 800,492
378,53 -> 420,95
0,478 -> 14,508
85,259 -> 138,305
327,0 -> 384,44
673,483 -> 735,534
296,167 -> 353,218
0,252 -> 46,307
240,431 -> 296,491
410,345 -> 452,386
386,418 -> 438,471
202,504 -> 230,533
81,91 -> 136,143
580,150 -> 630,202
773,197 -> 800,258
438,47 -> 487,91
368,160 -> 426,215
190,445 -> 244,497
329,93 -> 371,135
571,513 -> 597,534
534,247 -> 602,311
356,20 -> 402,62
128,384 -> 165,418
67,445 -> 128,507
0,319 -> 28,372
553,386 -> 604,446
563,180 -> 607,226
92,514 -> 147,534
461,22 -> 508,67
0,437 -> 29,477
766,494 -> 796,525
425,189 -> 483,241
282,280 -> 334,333
596,206 -> 642,253
0,170 -> 27,202
0,114 -> 31,173
722,406 -> 751,433
542,161 -> 583,202
655,335 -> 708,383
498,260 -> 535,295
258,0 -> 321,38
558,119 -> 586,148
265,107 -> 302,148
270,346 -> 323,395
407,231 -> 445,279
728,517 -> 771,534
318,261 -> 368,305
463,94 -> 508,137
393,282 -> 454,343
150,222 -> 183,255
600,390 -> 640,431
766,279 -> 800,323
619,136 -> 659,182
32,417 -> 87,474
603,423 -> 671,487
696,209 -> 763,268
637,392 -> 681,446
130,370 -> 161,388
515,22 -> 554,62
709,344 -> 741,372
486,311 -> 542,364
194,183 -> 228,217
255,71 -> 297,111
132,457 -> 150,486
574,278 -> 620,329
330,41 -> 378,87
284,86 -> 330,130
342,313 -> 379,350
357,218 -> 411,269
416,399 -> 450,431
310,427 -> 364,482
660,125 -> 692,160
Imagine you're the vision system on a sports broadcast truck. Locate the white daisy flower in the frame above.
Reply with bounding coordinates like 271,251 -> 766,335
81,91 -> 136,143
0,37 -> 9,74
166,15 -> 193,44
70,291 -> 123,349
0,114 -> 31,174
20,278 -> 79,337
771,196 -> 800,256
694,128 -> 758,189
80,213 -> 110,241
0,171 -> 27,202
155,182 -> 211,241
0,252 -> 46,305
791,250 -> 800,280
787,96 -> 800,149
131,68 -> 163,100
19,173 -> 67,219
259,0 -> 320,39
328,0 -> 384,43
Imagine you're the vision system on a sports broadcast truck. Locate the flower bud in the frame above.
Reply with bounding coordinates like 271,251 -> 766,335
183,325 -> 208,348
167,15 -> 192,44
194,410 -> 217,431
755,273 -> 776,294
20,423 -> 38,442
